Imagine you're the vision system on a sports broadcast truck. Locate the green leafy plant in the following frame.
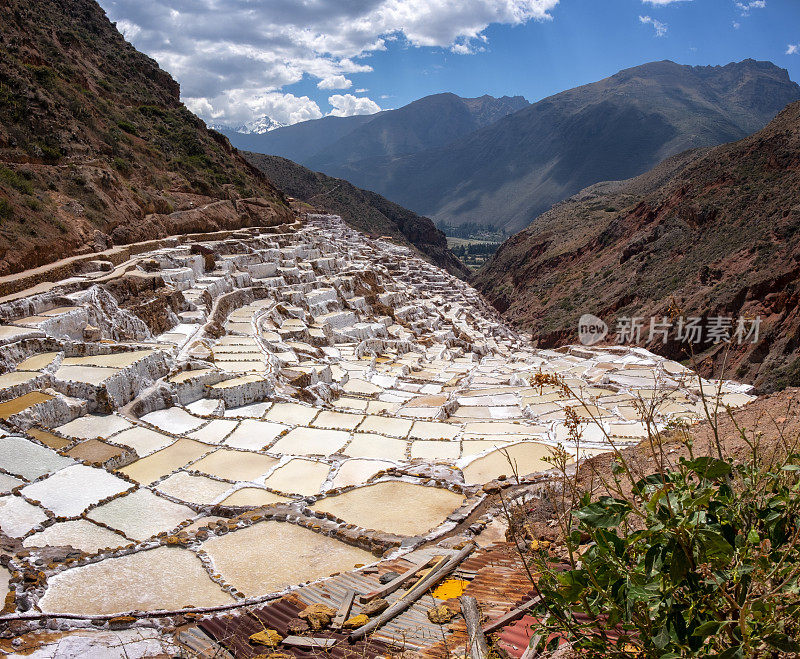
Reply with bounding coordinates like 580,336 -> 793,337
526,391 -> 800,656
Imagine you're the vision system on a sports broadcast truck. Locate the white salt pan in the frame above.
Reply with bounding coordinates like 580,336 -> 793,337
188,419 -> 239,444
156,471 -> 232,504
112,426 -> 174,457
0,435 -> 74,480
0,495 -> 48,537
202,521 -> 374,596
192,449 -> 278,482
56,414 -> 133,439
88,489 -> 196,541
331,459 -> 395,488
24,519 -> 127,553
22,464 -> 131,517
262,459 -> 329,496
270,427 -> 349,456
224,419 -> 287,451
39,546 -> 233,614
141,408 -> 205,435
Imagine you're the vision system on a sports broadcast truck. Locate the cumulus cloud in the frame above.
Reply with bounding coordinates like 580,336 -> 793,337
735,0 -> 766,14
98,0 -> 559,125
788,44 -> 800,55
317,75 -> 353,90
185,91 -> 322,127
328,94 -> 382,117
639,15 -> 668,36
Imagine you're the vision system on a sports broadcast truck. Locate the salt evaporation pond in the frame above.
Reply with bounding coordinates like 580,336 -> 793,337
201,521 -> 374,596
461,442 -> 556,485
39,546 -> 234,614
87,489 -> 196,541
23,519 -> 128,553
312,481 -> 465,536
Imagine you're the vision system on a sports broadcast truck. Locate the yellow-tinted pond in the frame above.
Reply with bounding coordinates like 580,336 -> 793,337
312,481 -> 464,536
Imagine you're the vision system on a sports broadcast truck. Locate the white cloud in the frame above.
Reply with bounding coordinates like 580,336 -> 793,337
639,15 -> 668,37
317,75 -> 353,90
185,91 -> 322,127
328,94 -> 382,117
732,21 -> 741,28
98,0 -> 560,126
116,18 -> 141,40
355,88 -> 369,93
735,0 -> 766,14
787,44 -> 800,55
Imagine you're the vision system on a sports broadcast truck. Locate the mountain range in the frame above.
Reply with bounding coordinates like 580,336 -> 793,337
229,60 -> 800,233
220,93 -> 529,175
474,99 -> 800,392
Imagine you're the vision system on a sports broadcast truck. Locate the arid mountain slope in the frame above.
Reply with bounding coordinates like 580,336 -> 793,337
474,100 -> 800,392
334,60 -> 800,232
0,0 -> 293,277
243,152 -> 469,279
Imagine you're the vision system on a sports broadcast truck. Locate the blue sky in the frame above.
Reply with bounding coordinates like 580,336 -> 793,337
99,0 -> 800,128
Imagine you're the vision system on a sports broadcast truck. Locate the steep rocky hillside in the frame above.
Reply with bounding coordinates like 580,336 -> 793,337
474,101 -> 800,392
0,0 -> 293,277
243,152 -> 469,279
223,93 -> 528,169
333,60 -> 800,232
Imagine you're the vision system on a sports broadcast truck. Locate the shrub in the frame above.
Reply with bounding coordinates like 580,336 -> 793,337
525,374 -> 800,657
0,198 -> 13,220
117,120 -> 137,135
112,156 -> 131,174
0,166 -> 34,194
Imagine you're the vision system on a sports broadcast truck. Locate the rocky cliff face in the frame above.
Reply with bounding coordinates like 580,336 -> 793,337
0,0 -> 293,277
474,101 -> 800,392
243,152 -> 470,279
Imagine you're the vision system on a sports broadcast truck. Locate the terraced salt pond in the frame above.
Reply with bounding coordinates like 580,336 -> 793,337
312,481 -> 466,536
201,521 -> 375,596
39,547 -> 235,614
0,214 -> 756,620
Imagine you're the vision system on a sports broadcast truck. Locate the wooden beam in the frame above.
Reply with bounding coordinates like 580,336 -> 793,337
396,556 -> 448,602
281,636 -> 338,649
481,596 -> 542,635
461,595 -> 489,659
348,543 -> 476,642
331,588 -> 356,630
358,555 -> 438,603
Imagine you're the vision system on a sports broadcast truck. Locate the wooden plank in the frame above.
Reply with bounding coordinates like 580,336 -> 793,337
461,595 -> 489,659
331,587 -> 356,630
396,556 -> 448,602
481,596 -> 542,635
281,636 -> 338,649
358,555 -> 437,603
348,543 -> 477,642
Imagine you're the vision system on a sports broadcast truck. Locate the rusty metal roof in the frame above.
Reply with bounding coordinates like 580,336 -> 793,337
199,546 -> 455,656
197,542 -> 565,659
200,597 -> 390,659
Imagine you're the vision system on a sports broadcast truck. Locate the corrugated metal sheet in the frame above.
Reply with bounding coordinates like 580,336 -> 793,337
198,542 -> 575,659
200,546 -> 457,655
497,612 -> 631,657
200,597 -> 390,659
294,547 -> 455,650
